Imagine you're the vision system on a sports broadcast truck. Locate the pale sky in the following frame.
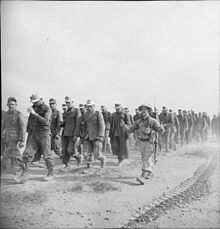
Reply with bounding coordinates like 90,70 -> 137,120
1,1 -> 220,116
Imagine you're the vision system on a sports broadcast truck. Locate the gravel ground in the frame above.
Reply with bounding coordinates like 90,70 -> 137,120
0,138 -> 219,228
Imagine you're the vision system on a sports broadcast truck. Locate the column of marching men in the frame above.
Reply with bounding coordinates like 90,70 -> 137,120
1,94 -> 219,185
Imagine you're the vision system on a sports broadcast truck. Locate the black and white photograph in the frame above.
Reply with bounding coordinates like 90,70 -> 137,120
1,0 -> 220,228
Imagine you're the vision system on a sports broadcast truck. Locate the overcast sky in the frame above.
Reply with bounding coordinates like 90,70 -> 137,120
1,1 -> 219,116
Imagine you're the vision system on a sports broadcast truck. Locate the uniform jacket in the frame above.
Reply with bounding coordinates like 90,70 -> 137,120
62,107 -> 78,136
50,109 -> 63,137
27,102 -> 52,134
84,110 -> 105,141
2,110 -> 26,142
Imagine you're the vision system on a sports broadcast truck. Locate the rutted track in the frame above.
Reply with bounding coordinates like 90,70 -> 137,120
122,155 -> 217,228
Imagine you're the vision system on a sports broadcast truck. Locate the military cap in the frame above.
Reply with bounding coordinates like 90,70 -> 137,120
30,94 -> 41,103
65,96 -> 73,103
138,103 -> 152,111
62,103 -> 67,108
49,98 -> 57,104
86,100 -> 95,106
169,109 -> 173,112
178,109 -> 182,112
162,106 -> 167,109
79,104 -> 85,108
114,103 -> 122,108
7,97 -> 17,103
183,110 -> 187,113
101,105 -> 106,109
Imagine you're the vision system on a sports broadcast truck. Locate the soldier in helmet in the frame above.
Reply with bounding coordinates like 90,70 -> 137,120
121,103 -> 164,184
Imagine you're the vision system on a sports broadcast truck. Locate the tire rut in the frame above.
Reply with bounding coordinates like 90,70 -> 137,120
122,155 -> 217,228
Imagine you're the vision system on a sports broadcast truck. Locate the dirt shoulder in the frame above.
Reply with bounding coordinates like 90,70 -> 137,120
0,140 -> 218,228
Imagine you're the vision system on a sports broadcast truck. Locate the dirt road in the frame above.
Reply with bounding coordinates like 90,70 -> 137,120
0,138 -> 219,228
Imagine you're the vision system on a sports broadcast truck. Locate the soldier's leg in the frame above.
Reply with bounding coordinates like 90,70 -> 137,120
180,129 -> 184,146
170,132 -> 175,151
38,133 -> 54,180
52,136 -> 62,158
1,142 -> 13,170
10,143 -> 23,167
32,149 -> 42,163
110,136 -> 120,157
14,134 -> 39,183
93,140 -> 106,168
67,136 -> 77,157
185,130 -> 189,144
68,136 -> 77,159
136,141 -> 154,184
164,131 -> 170,152
62,136 -> 69,165
83,140 -> 93,167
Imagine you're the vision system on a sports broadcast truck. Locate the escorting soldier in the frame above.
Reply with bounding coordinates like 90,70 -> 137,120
82,100 -> 106,168
109,104 -> 131,165
159,106 -> 174,153
14,94 -> 54,183
60,96 -> 79,172
1,97 -> 26,172
177,109 -> 188,146
121,103 -> 164,184
101,105 -> 112,154
49,98 -> 63,158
